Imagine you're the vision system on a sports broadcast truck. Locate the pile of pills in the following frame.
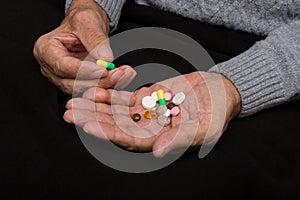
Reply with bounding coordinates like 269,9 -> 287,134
131,89 -> 186,126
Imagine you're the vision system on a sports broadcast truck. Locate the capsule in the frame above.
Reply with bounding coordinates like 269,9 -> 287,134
96,59 -> 115,70
156,89 -> 167,106
144,110 -> 158,119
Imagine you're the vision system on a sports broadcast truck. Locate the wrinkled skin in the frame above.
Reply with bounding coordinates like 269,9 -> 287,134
64,72 -> 241,157
33,0 -> 136,95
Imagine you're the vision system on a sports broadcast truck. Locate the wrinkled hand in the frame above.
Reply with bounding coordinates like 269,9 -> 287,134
33,0 -> 136,94
64,72 -> 241,157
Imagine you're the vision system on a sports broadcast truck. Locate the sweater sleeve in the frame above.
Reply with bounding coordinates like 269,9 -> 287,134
65,0 -> 126,31
209,20 -> 300,117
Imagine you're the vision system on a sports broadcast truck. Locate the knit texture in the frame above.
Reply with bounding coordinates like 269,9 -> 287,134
146,0 -> 300,36
135,0 -> 300,117
65,0 -> 300,117
209,20 -> 300,117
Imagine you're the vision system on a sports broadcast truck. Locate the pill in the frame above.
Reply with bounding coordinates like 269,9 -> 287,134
151,106 -> 157,110
144,110 -> 158,119
142,96 -> 157,109
96,59 -> 115,70
132,113 -> 141,122
167,102 -> 176,110
164,92 -> 172,101
164,109 -> 171,117
151,91 -> 158,101
156,105 -> 168,115
157,89 -> 164,99
172,92 -> 186,105
170,106 -> 180,116
157,89 -> 167,106
157,115 -> 171,126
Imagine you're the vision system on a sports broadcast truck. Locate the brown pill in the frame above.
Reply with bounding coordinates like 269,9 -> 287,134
167,102 -> 176,110
132,113 -> 141,122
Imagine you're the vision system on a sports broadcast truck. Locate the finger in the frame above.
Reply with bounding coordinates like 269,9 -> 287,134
54,33 -> 87,53
41,67 -> 102,94
83,87 -> 135,106
66,98 -> 133,115
66,97 -> 160,133
66,98 -> 110,113
63,109 -> 115,126
152,119 -> 200,158
60,59 -> 108,79
53,33 -> 81,46
114,67 -> 137,89
83,121 -> 157,151
79,65 -> 135,89
71,9 -> 113,61
41,40 -> 108,79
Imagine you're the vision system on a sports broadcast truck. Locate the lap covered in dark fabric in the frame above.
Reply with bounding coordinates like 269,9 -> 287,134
0,0 -> 299,199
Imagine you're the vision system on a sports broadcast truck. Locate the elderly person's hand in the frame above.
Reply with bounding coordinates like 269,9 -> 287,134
33,0 -> 136,94
63,72 -> 241,157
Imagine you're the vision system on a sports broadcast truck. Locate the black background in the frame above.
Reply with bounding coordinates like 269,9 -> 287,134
0,0 -> 299,199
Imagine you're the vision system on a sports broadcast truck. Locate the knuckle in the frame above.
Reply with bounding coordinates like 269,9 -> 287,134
70,8 -> 97,24
33,44 -> 38,58
40,68 -> 47,78
53,60 -> 64,77
59,80 -> 73,94
110,128 -> 119,143
33,35 -> 47,58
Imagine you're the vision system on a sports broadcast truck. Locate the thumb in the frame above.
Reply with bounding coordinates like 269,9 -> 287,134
71,9 -> 114,61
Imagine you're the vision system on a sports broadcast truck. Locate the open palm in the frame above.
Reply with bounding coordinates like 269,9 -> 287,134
64,71 -> 241,157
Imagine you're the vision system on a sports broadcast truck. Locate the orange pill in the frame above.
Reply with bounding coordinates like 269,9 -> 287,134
144,110 -> 158,119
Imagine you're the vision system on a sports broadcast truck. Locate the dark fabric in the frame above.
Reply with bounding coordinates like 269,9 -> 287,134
1,0 -> 299,199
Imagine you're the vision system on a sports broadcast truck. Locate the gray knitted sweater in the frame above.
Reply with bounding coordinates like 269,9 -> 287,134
65,0 -> 300,117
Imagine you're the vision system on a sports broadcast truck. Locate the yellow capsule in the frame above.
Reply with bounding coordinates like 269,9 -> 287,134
96,59 -> 115,70
157,89 -> 165,100
144,110 -> 158,119
157,89 -> 166,105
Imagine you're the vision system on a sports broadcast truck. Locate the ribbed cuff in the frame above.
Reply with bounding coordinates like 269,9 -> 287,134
65,0 -> 125,31
209,42 -> 286,118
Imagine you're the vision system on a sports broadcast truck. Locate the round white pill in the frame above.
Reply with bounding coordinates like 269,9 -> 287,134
172,92 -> 186,105
164,109 -> 171,117
142,96 -> 157,109
151,91 -> 158,101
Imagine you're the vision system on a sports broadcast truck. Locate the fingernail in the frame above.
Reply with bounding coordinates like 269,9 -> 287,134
110,70 -> 124,82
115,70 -> 136,89
83,87 -> 97,100
124,66 -> 133,73
153,148 -> 165,158
97,44 -> 113,61
91,69 -> 106,78
63,111 -> 72,123
66,100 -> 73,109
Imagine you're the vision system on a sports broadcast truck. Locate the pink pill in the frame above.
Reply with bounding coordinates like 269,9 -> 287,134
164,92 -> 172,101
170,106 -> 180,116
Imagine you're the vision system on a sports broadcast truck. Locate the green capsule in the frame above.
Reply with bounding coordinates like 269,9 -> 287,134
96,59 -> 115,70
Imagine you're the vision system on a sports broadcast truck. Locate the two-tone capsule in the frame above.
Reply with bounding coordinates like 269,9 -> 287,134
157,89 -> 167,106
96,59 -> 115,70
